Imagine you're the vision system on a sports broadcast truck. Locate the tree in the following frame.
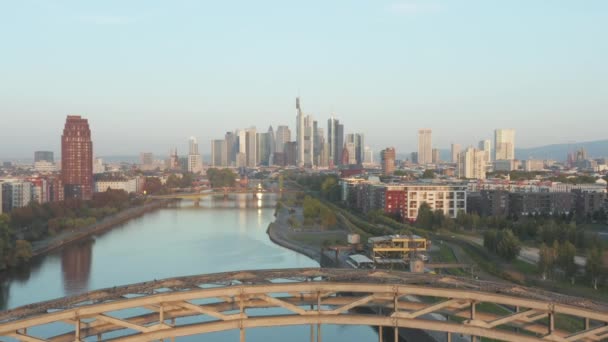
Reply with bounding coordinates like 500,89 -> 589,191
421,169 -> 436,179
538,243 -> 555,280
496,230 -> 521,261
206,168 -> 237,188
557,241 -> 578,284
415,202 -> 433,229
143,177 -> 163,195
585,247 -> 604,290
12,240 -> 32,264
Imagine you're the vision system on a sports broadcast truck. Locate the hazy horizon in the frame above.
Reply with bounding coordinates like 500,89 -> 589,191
1,1 -> 607,158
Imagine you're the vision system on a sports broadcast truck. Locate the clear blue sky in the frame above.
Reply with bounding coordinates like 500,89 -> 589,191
1,0 -> 606,158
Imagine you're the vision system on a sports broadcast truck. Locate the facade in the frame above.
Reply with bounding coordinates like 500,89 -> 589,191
34,151 -> 54,163
187,137 -> 203,173
432,148 -> 440,164
256,132 -> 270,166
478,139 -> 492,164
494,129 -> 515,161
284,142 -> 297,166
451,143 -> 461,163
328,117 -> 344,167
296,97 -> 305,167
417,129 -> 432,165
1,181 -> 33,212
523,159 -> 544,172
275,126 -> 291,153
211,139 -> 228,167
493,159 -> 516,172
303,116 -> 315,167
140,153 -> 154,166
225,132 -> 237,166
380,147 -> 396,175
457,147 -> 486,180
363,146 -> 374,166
34,161 -> 57,173
61,115 -> 93,200
95,178 -> 140,193
267,126 -> 276,165
345,133 -> 364,165
245,127 -> 257,167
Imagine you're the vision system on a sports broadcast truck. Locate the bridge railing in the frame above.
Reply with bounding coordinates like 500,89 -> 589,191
1,268 -> 607,342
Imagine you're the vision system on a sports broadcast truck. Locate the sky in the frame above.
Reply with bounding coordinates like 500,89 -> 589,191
0,0 -> 606,159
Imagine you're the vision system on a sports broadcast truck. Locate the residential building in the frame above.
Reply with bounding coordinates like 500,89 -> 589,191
62,115 -> 93,200
523,159 -> 545,172
93,158 -> 105,174
451,143 -> 461,163
494,159 -> 516,172
380,147 -> 396,175
187,137 -> 203,173
495,129 -> 515,160
478,139 -> 492,163
432,148 -> 440,164
458,147 -> 486,180
417,129 -> 432,165
34,161 -> 57,173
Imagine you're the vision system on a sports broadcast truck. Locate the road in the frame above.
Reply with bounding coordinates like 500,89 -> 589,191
449,234 -> 587,267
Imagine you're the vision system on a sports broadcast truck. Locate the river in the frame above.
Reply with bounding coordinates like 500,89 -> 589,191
1,194 -> 379,341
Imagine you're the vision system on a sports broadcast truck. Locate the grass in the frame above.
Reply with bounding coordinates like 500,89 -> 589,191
511,259 -> 538,275
286,231 -> 346,249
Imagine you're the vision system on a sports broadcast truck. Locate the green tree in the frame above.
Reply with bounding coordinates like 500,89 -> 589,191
12,240 -> 32,264
585,247 -> 604,290
538,243 -> 555,280
415,202 -> 433,229
421,169 -> 436,179
143,177 -> 163,195
557,241 -> 578,284
206,168 -> 237,188
496,230 -> 521,261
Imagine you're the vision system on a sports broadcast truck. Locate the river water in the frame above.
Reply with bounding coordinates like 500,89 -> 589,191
1,194 -> 378,341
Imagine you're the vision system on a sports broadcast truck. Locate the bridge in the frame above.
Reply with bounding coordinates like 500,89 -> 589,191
1,268 -> 607,342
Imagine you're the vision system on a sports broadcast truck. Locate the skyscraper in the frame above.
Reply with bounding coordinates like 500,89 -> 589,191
494,129 -> 515,160
61,115 -> 93,200
345,133 -> 365,165
363,146 -> 374,165
275,126 -> 291,153
478,139 -> 492,163
245,127 -> 257,167
225,132 -> 237,166
267,126 -> 276,165
458,147 -> 487,180
303,115 -> 315,167
187,137 -> 203,173
381,147 -> 396,175
211,139 -> 227,167
417,129 -> 432,165
432,148 -> 440,164
296,97 -> 305,167
327,117 -> 344,167
256,132 -> 270,166
451,143 -> 461,163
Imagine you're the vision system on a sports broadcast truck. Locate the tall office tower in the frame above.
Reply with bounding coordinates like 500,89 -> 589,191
303,115 -> 315,167
313,121 -> 321,164
225,132 -> 237,166
245,127 -> 257,167
327,117 -> 344,167
432,148 -> 440,164
61,115 -> 93,200
345,133 -> 365,165
275,126 -> 291,153
140,153 -> 154,166
296,97 -> 305,167
315,127 -> 328,167
411,152 -> 418,164
381,147 -> 396,175
211,139 -> 228,167
417,129 -> 432,165
478,139 -> 492,163
494,129 -> 515,160
363,146 -> 374,165
256,132 -> 271,166
451,143 -> 461,163
284,142 -> 298,166
187,137 -> 203,173
34,151 -> 54,163
345,142 -> 356,165
236,130 -> 247,168
267,126 -> 276,165
458,147 -> 487,180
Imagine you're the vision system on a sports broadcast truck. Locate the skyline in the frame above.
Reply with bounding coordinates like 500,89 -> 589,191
1,1 -> 607,158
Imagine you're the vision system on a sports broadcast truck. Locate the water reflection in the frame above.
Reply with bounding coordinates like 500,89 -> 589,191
61,239 -> 93,296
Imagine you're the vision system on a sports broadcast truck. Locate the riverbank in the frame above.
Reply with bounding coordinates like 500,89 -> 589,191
30,199 -> 172,258
267,206 -> 323,263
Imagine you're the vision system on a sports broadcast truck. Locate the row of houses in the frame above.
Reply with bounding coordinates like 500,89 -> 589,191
340,178 -> 607,221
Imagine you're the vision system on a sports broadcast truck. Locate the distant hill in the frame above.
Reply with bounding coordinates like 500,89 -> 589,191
516,140 -> 608,161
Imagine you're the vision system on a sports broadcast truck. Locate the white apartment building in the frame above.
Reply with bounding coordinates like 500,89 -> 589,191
458,147 -> 487,180
494,129 -> 515,160
418,129 -> 433,165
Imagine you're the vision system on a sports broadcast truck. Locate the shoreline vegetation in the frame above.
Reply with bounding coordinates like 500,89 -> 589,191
0,189 -> 174,273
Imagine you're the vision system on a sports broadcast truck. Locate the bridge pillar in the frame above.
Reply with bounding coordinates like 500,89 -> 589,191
378,326 -> 383,342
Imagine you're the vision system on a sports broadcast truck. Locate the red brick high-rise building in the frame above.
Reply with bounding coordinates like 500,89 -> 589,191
381,147 -> 396,175
61,115 -> 93,200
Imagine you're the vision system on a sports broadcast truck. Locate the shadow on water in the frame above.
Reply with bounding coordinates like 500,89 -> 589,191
60,238 -> 94,296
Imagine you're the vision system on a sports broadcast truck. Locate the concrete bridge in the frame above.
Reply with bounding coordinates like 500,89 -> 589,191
1,268 -> 607,342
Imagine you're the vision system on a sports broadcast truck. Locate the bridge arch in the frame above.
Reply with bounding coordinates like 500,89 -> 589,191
1,268 -> 606,342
